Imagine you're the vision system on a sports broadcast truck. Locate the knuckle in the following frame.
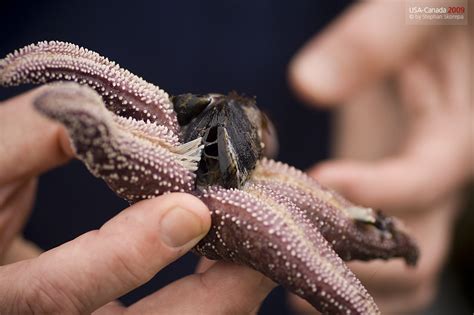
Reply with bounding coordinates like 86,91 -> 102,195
20,261 -> 83,314
104,228 -> 164,286
103,214 -> 176,282
109,244 -> 149,286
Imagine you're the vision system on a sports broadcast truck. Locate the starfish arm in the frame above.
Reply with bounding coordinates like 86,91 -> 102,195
34,83 -> 200,202
195,184 -> 380,315
0,41 -> 180,136
252,158 -> 419,265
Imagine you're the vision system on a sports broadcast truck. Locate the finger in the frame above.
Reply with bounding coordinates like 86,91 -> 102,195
0,87 -> 74,185
1,237 -> 42,265
0,179 -> 36,255
0,193 -> 210,314
0,180 -> 24,208
195,257 -> 216,273
309,152 -> 458,212
417,27 -> 470,109
310,54 -> 471,211
288,293 -> 318,315
128,261 -> 276,315
289,1 -> 436,105
92,301 -> 125,315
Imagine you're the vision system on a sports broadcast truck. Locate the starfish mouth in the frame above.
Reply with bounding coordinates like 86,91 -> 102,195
0,41 -> 421,315
172,92 -> 265,189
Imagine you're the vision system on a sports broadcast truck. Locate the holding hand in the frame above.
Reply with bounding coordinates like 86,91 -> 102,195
0,89 -> 275,314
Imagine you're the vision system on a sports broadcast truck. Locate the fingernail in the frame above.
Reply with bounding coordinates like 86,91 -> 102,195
160,207 -> 206,248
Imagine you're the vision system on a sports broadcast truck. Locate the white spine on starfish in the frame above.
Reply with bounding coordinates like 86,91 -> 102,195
111,115 -> 204,172
1,41 -> 113,66
112,115 -> 181,146
171,137 -> 204,172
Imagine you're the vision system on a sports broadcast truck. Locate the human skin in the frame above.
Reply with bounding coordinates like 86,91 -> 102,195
0,2 -> 468,314
0,89 -> 275,314
289,1 -> 472,313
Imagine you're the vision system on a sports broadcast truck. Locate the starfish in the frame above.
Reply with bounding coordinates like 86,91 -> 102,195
0,41 -> 419,314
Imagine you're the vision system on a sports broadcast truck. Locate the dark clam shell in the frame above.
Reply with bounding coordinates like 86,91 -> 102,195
172,92 -> 264,189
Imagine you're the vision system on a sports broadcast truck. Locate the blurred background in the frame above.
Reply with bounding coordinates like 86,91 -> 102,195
0,1 -> 472,314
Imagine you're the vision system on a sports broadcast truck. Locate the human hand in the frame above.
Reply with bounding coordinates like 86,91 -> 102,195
288,1 -> 472,313
0,89 -> 275,314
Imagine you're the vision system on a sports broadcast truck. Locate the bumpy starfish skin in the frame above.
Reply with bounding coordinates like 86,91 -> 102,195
196,183 -> 379,314
251,159 -> 419,265
0,41 -> 420,314
0,41 -> 179,135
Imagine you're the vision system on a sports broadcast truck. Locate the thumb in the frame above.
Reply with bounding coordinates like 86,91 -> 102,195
0,193 -> 210,314
289,1 -> 436,105
0,87 -> 74,185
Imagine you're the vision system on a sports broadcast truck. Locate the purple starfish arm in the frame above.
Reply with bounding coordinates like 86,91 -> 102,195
252,159 -> 419,265
196,183 -> 379,314
33,83 -> 202,201
0,41 -> 179,135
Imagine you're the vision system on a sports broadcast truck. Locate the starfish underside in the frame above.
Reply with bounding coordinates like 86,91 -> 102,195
0,41 -> 419,314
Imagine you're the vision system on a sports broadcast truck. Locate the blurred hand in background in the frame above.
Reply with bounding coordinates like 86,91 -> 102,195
289,1 -> 472,313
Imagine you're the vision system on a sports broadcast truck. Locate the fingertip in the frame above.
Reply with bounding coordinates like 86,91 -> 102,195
122,193 -> 211,249
32,87 -> 76,159
308,160 -> 376,206
308,161 -> 349,187
57,125 -> 75,158
15,193 -> 211,313
135,192 -> 210,225
289,1 -> 436,108
0,87 -> 74,184
289,48 -> 345,106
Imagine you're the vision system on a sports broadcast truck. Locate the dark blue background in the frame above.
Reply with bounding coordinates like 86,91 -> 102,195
1,1 -> 473,314
0,1 -> 352,313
